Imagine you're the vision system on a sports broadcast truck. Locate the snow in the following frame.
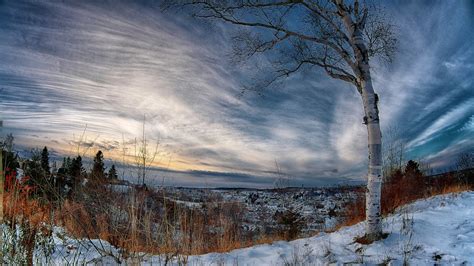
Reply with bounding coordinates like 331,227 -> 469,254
108,184 -> 132,193
163,196 -> 204,208
212,188 -> 358,234
31,191 -> 474,265
16,168 -> 24,180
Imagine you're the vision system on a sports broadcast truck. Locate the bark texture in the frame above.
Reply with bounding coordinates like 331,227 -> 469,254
337,1 -> 384,240
361,80 -> 383,240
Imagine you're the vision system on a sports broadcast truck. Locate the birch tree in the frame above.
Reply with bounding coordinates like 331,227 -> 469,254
166,0 -> 396,241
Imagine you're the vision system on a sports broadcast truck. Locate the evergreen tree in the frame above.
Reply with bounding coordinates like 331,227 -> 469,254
1,149 -> 20,177
41,146 -> 50,175
404,160 -> 424,196
69,156 -> 84,178
62,157 -> 72,174
274,209 -> 305,240
1,133 -> 19,176
24,149 -> 47,196
108,164 -> 118,180
67,155 -> 84,192
91,150 -> 105,179
405,160 -> 422,178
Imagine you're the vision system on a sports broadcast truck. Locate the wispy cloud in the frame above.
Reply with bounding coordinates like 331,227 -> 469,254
0,0 -> 472,186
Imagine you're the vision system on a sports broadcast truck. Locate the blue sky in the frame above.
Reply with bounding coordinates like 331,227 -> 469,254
0,0 -> 473,187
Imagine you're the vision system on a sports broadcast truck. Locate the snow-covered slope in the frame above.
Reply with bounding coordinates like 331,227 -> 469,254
42,191 -> 474,265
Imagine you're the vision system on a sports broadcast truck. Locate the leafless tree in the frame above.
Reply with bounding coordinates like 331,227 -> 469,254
134,115 -> 160,186
456,152 -> 473,184
383,126 -> 406,179
164,0 -> 397,241
456,152 -> 473,171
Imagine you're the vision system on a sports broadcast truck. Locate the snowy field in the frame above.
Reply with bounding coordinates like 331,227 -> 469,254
33,191 -> 474,265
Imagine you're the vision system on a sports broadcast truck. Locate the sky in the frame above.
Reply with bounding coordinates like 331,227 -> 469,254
0,0 -> 473,187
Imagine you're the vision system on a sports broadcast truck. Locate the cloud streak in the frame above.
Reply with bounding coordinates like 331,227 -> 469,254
0,0 -> 472,187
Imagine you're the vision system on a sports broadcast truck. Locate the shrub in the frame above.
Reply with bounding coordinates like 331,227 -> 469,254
274,209 -> 305,240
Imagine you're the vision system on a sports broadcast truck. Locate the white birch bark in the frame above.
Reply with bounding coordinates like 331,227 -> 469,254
356,37 -> 383,241
361,76 -> 383,240
338,3 -> 384,240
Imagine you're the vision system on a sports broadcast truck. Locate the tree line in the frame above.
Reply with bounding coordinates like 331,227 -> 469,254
1,134 -> 118,201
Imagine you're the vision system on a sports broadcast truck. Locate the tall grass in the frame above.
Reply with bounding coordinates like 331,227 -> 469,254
54,179 -> 279,260
1,171 -> 55,265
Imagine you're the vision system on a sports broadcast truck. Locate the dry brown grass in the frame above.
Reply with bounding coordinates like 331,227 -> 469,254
354,232 -> 389,245
436,183 -> 471,195
3,173 -> 52,228
51,180 -> 281,257
2,172 -> 54,264
339,169 -> 473,228
338,195 -> 365,229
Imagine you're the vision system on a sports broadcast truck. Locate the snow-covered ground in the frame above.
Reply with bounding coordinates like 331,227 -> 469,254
37,191 -> 474,265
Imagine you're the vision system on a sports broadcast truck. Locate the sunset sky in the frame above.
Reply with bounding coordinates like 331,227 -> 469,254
0,1 -> 473,187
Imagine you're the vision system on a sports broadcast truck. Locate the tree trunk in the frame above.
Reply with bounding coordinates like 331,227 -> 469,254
361,76 -> 383,241
341,10 -> 384,240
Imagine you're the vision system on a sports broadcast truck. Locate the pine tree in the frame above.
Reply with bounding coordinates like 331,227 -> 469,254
2,149 -> 20,177
1,134 -> 19,177
67,156 -> 84,192
108,164 -> 118,180
405,160 -> 422,178
24,149 -> 46,196
69,156 -> 84,178
41,146 -> 50,175
62,157 -> 72,175
404,160 -> 424,198
91,150 -> 105,180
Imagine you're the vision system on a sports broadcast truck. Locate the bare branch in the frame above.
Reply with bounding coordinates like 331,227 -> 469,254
164,0 -> 396,91
364,7 -> 397,63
